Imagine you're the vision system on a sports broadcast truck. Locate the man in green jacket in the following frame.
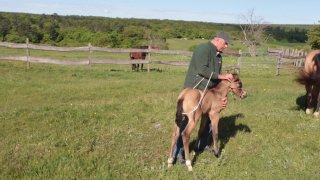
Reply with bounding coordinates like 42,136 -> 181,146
174,31 -> 233,162
184,31 -> 233,89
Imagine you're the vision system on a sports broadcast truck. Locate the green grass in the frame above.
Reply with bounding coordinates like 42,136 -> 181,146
1,57 -> 320,179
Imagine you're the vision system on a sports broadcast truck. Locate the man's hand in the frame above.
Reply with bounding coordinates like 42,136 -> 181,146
218,73 -> 233,81
221,97 -> 228,109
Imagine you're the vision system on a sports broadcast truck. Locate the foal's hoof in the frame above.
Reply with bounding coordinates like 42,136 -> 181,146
306,108 -> 313,115
167,157 -> 174,168
185,160 -> 193,171
213,149 -> 221,158
314,111 -> 319,117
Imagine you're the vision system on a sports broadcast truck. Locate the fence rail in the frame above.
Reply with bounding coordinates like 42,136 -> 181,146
0,41 -> 193,55
0,40 -> 307,75
0,40 -> 241,72
267,48 -> 306,75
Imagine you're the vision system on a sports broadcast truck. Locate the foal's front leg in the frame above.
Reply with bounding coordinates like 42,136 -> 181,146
209,112 -> 220,157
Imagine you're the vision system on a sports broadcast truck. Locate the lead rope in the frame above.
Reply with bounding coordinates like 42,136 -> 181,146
182,72 -> 214,115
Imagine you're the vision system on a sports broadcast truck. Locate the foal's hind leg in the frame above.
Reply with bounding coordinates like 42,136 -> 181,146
168,124 -> 180,167
209,112 -> 221,157
181,115 -> 198,171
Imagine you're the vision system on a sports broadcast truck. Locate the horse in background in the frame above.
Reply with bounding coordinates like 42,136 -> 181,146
296,50 -> 320,116
130,46 -> 149,71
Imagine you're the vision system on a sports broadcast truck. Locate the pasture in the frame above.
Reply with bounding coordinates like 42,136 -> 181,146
1,53 -> 320,178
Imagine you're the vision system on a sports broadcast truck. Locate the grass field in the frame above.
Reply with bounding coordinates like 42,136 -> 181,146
1,55 -> 320,179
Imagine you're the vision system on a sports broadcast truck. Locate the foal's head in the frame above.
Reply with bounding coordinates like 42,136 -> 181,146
230,74 -> 246,99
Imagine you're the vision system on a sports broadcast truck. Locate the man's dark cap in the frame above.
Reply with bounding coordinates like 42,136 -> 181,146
216,31 -> 231,44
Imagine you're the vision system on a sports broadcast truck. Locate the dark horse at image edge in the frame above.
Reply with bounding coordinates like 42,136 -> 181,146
296,50 -> 320,117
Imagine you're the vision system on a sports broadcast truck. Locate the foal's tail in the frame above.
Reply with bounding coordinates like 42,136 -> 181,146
175,98 -> 184,127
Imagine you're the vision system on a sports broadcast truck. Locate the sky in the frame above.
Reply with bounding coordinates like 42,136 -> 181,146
0,0 -> 319,25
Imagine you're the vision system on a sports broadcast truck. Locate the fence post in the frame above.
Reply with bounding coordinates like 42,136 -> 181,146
26,38 -> 30,70
88,43 -> 92,65
276,54 -> 281,76
147,45 -> 151,72
237,50 -> 242,74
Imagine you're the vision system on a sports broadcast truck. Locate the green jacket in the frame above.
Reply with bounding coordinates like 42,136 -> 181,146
183,41 -> 222,90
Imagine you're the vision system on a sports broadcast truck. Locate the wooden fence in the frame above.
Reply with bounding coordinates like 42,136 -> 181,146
0,39 -> 241,73
267,47 -> 306,75
0,39 -> 306,75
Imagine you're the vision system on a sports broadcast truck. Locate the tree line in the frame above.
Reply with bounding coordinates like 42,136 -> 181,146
0,12 -> 318,49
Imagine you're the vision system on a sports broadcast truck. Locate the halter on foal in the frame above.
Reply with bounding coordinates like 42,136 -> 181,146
296,50 -> 320,116
168,74 -> 247,171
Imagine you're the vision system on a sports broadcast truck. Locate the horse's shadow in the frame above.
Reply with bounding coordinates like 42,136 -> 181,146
294,94 -> 306,111
190,113 -> 251,164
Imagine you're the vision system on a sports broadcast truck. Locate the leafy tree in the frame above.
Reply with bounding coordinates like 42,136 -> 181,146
5,32 -> 26,43
57,28 -> 93,46
144,30 -> 168,49
29,25 -> 43,43
0,15 -> 11,41
92,31 -> 121,47
121,26 -> 146,47
307,25 -> 320,49
43,21 -> 60,41
265,26 -> 307,43
0,11 -> 311,49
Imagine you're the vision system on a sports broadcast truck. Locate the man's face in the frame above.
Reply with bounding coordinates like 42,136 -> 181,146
216,38 -> 228,52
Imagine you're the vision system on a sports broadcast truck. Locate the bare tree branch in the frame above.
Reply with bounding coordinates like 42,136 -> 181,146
238,9 -> 268,56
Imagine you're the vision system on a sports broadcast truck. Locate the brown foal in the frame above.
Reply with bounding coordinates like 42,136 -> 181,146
168,74 -> 246,171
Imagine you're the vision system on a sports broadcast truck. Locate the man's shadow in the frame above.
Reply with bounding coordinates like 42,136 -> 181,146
190,113 -> 251,164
